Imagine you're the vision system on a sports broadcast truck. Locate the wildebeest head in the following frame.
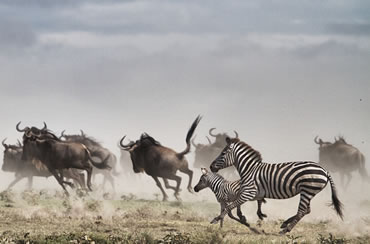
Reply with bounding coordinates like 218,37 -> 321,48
17,122 -> 59,161
119,133 -> 163,173
209,128 -> 239,148
2,138 -> 23,172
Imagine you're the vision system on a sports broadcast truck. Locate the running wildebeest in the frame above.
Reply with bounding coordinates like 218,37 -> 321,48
314,136 -> 368,188
2,138 -> 85,189
17,122 -> 111,196
119,116 -> 201,201
60,130 -> 118,191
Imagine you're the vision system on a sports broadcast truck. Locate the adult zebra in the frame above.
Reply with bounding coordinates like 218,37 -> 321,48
209,137 -> 343,234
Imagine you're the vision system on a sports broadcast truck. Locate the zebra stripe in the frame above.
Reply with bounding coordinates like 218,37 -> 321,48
194,168 -> 266,229
209,138 -> 343,233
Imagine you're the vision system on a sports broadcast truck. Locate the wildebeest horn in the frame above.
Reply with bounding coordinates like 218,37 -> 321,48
119,135 -> 135,150
191,135 -> 197,147
41,122 -> 47,130
60,130 -> 66,139
234,130 -> 239,138
80,130 -> 85,137
209,128 -> 217,137
2,138 -> 8,149
206,136 -> 212,144
314,136 -> 322,145
16,121 -> 28,132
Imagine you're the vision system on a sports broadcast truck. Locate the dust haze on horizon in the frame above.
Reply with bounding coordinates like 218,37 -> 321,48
0,1 -> 369,227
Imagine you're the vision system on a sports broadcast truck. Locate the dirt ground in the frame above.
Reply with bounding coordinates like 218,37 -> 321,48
0,189 -> 369,244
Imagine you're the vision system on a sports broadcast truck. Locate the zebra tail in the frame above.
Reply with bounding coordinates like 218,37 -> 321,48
327,173 -> 344,220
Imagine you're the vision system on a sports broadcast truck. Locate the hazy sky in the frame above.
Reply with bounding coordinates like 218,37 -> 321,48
0,0 -> 369,169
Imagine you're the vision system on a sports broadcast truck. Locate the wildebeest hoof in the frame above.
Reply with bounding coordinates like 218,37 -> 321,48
187,187 -> 194,193
162,196 -> 169,201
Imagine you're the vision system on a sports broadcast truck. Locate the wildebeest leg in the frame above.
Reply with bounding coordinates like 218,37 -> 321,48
179,167 -> 193,193
340,172 -> 345,189
49,169 -> 69,196
86,166 -> 93,191
59,170 -> 74,189
344,173 -> 352,190
162,178 -> 178,192
27,176 -> 33,190
104,172 -> 115,192
257,199 -> 267,220
152,176 -> 168,201
7,175 -> 24,189
164,174 -> 182,200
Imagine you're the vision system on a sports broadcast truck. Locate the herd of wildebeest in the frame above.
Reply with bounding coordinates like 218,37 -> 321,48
1,116 -> 368,233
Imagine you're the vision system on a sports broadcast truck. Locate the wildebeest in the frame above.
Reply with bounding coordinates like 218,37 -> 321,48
60,130 -> 118,191
119,116 -> 201,201
17,122 -> 111,196
314,136 -> 368,188
2,138 -> 85,190
192,129 -> 239,179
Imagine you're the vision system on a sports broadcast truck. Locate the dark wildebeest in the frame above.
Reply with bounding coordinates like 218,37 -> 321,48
314,136 -> 368,188
119,116 -> 201,201
17,122 -> 111,196
60,130 -> 119,191
2,138 -> 85,189
193,129 -> 239,179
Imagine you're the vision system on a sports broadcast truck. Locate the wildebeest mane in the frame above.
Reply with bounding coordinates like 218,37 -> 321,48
140,133 -> 161,146
66,134 -> 103,148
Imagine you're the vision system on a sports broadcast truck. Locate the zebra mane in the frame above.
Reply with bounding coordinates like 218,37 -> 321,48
236,139 -> 263,162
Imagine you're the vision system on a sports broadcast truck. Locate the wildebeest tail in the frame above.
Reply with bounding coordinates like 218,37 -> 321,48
177,115 -> 202,158
83,146 -> 112,170
327,173 -> 344,220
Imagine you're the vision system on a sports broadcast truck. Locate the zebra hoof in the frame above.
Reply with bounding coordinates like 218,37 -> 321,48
279,228 -> 289,235
280,222 -> 288,229
210,217 -> 220,224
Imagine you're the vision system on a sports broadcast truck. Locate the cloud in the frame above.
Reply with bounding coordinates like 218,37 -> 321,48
326,22 -> 370,36
0,17 -> 36,51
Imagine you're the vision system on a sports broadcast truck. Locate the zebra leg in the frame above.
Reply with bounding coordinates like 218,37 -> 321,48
257,199 -> 267,220
280,193 -> 312,234
211,186 -> 257,224
152,176 -> 169,201
236,206 -> 247,224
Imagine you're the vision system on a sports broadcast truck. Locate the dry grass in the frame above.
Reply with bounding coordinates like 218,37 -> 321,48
0,189 -> 368,243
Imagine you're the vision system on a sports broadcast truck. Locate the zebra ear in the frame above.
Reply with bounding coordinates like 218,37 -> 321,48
226,136 -> 231,144
201,168 -> 208,175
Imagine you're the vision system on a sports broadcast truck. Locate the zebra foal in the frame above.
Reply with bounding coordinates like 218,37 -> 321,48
194,168 -> 266,229
209,137 -> 343,234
